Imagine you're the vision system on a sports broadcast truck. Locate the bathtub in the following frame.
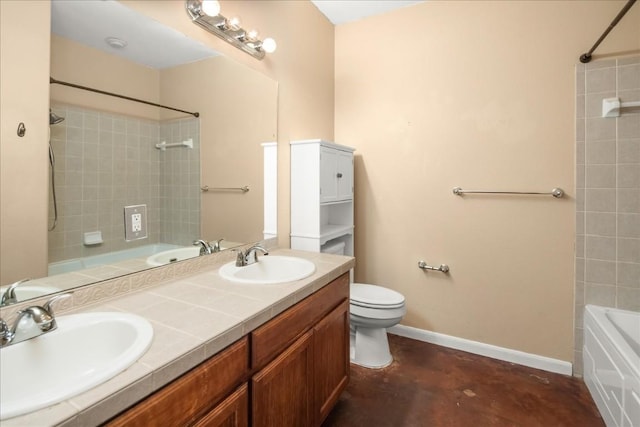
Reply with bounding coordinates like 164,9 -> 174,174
48,243 -> 181,276
583,305 -> 640,427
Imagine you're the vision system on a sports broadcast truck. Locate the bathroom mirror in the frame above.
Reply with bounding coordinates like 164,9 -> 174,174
0,0 -> 277,306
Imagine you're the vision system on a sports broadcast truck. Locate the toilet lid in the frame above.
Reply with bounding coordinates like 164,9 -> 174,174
350,283 -> 405,308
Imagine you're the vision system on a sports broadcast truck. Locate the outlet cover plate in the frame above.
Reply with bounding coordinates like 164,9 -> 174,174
124,204 -> 148,241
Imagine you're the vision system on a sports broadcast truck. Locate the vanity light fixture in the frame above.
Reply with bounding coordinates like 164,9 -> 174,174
185,0 -> 277,60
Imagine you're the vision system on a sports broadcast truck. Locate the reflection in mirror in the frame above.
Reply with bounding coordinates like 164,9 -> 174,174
0,0 -> 277,306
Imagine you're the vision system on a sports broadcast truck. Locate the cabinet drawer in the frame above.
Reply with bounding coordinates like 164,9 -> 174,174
106,337 -> 249,427
251,273 -> 349,369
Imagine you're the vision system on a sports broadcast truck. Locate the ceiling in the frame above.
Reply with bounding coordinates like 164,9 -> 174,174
310,0 -> 426,25
51,0 -> 426,70
51,0 -> 219,70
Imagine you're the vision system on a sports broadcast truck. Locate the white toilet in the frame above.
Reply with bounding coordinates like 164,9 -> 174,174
349,283 -> 406,368
322,241 -> 406,369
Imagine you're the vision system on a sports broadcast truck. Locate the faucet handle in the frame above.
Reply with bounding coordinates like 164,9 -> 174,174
1,278 -> 31,305
42,293 -> 72,318
232,249 -> 246,267
0,318 -> 9,338
210,238 -> 224,252
0,318 -> 13,345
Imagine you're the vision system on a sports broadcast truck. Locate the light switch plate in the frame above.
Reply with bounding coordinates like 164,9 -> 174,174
124,204 -> 148,241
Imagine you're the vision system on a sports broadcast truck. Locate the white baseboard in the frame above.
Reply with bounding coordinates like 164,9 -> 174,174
388,324 -> 573,376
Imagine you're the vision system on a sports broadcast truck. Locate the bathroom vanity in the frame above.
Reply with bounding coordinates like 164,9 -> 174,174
107,273 -> 349,426
0,249 -> 353,426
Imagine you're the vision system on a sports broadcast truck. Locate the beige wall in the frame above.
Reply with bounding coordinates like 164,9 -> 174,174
51,34 -> 161,120
0,1 -> 51,284
335,1 -> 640,362
160,56 -> 277,243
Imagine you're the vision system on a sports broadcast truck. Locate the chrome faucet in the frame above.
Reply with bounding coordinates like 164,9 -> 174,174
235,244 -> 269,267
1,278 -> 31,306
0,293 -> 71,348
193,239 -> 214,255
211,238 -> 224,253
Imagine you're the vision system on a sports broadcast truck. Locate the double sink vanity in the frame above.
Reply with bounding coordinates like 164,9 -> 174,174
0,248 -> 354,426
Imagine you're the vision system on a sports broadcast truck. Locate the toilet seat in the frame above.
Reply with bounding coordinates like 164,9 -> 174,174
350,283 -> 405,309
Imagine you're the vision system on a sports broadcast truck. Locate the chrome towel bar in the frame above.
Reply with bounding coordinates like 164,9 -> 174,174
201,185 -> 249,193
418,261 -> 449,273
452,187 -> 564,198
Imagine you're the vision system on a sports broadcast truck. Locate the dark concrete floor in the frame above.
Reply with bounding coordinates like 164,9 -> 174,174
323,334 -> 603,427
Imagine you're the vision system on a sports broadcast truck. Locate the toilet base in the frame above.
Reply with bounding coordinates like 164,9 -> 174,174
350,326 -> 392,369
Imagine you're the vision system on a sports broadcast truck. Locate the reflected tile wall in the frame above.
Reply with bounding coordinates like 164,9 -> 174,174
48,105 -> 201,263
574,56 -> 640,376
159,118 -> 201,246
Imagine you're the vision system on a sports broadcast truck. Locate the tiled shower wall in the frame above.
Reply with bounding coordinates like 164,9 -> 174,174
574,56 -> 640,376
48,104 -> 200,262
159,118 -> 200,246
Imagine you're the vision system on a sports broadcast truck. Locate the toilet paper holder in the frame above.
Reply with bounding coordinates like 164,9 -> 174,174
418,260 -> 449,273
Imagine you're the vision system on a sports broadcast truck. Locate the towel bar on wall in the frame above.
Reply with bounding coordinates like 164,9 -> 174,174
452,187 -> 564,198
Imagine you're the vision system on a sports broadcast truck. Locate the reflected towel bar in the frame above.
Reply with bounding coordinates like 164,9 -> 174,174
452,187 -> 564,198
201,185 -> 249,193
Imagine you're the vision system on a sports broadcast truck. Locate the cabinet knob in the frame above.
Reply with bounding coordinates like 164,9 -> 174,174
336,173 -> 343,178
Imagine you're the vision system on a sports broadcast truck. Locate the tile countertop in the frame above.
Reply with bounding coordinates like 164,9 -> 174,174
3,249 -> 355,427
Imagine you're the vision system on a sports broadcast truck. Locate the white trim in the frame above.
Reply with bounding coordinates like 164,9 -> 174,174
388,324 -> 573,376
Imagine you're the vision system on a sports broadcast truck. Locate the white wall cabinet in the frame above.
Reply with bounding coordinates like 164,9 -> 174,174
290,140 -> 355,255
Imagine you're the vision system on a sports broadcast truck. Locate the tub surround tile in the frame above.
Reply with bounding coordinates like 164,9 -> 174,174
617,262 -> 640,287
575,56 -> 640,374
584,283 -> 616,306
586,212 -> 616,236
617,286 -> 640,311
585,236 -> 616,261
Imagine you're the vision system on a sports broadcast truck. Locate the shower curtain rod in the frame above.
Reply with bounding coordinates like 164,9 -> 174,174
579,0 -> 637,63
49,77 -> 200,118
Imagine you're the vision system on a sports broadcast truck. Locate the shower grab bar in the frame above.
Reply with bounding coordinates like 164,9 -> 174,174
155,139 -> 193,151
201,185 -> 250,193
418,261 -> 449,273
452,187 -> 564,198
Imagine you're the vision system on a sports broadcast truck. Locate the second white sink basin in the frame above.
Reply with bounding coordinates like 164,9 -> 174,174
0,312 -> 153,420
219,256 -> 316,284
146,246 -> 202,266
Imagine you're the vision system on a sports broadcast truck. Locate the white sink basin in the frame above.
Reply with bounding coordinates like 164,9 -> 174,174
0,312 -> 153,420
146,246 -> 202,266
0,284 -> 60,303
218,256 -> 316,284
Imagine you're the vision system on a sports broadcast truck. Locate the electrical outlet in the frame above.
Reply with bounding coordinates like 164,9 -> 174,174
124,205 -> 148,241
132,214 -> 142,232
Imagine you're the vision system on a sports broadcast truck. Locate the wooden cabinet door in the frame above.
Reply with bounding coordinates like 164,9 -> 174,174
194,384 -> 248,427
106,338 -> 248,427
252,331 -> 314,427
313,300 -> 350,425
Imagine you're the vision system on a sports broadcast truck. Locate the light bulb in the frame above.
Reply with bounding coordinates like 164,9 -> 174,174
247,29 -> 259,42
201,0 -> 220,17
261,37 -> 277,53
227,16 -> 242,31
